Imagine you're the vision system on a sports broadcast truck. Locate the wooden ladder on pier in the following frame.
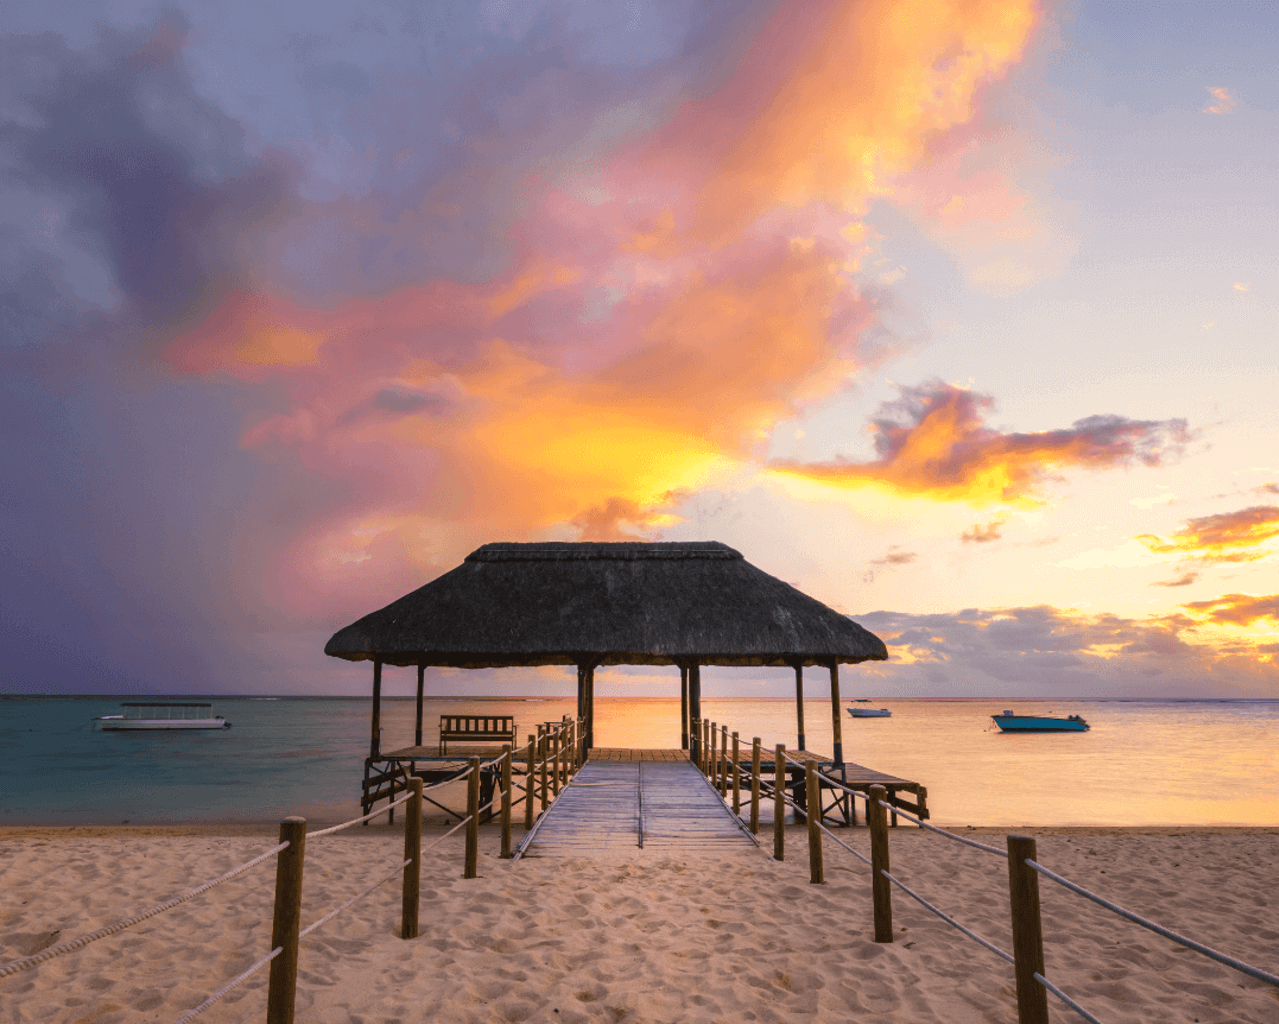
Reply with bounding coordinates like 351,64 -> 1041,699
515,758 -> 757,858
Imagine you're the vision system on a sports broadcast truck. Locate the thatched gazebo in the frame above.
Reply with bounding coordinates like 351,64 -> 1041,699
324,541 -> 887,765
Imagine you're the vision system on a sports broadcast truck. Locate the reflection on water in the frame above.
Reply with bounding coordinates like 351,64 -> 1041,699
2,696 -> 1275,826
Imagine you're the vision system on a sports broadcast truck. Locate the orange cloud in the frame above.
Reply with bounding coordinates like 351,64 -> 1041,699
636,0 -> 1042,243
771,381 -> 1190,506
1136,505 -> 1279,564
962,513 -> 1009,543
1181,593 -> 1279,627
160,1 -> 1048,617
1204,86 -> 1236,114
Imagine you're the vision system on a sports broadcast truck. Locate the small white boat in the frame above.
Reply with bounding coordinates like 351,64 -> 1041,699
93,703 -> 231,730
848,707 -> 892,718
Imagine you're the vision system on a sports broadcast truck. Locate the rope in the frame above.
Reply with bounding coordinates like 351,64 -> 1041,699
309,790 -> 417,837
1034,972 -> 1108,1024
298,858 -> 413,940
169,947 -> 282,1024
0,841 -> 289,978
880,870 -> 1014,965
1025,859 -> 1279,988
421,813 -> 473,853
812,771 -> 870,803
871,800 -> 1006,857
812,817 -> 872,867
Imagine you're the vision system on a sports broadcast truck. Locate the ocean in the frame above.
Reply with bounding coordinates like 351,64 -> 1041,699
2,695 -> 1276,827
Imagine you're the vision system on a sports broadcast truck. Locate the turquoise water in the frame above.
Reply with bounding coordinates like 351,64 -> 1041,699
2,695 -> 1276,827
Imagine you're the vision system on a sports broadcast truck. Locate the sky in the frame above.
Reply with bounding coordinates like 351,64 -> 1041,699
2,1 -> 1276,699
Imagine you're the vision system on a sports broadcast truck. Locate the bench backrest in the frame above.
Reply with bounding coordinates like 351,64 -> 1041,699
439,715 -> 516,736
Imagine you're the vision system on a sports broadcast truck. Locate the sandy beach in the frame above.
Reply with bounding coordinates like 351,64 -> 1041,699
2,823 -> 1277,1024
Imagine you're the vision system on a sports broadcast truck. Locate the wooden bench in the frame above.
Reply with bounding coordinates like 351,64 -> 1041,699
439,715 -> 517,755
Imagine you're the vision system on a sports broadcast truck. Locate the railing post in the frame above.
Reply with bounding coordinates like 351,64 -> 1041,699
524,735 -> 536,830
551,726 -> 561,797
805,760 -> 823,884
731,732 -> 741,814
750,737 -> 761,834
539,741 -> 549,813
720,725 -> 729,796
266,816 -> 306,1024
1007,835 -> 1049,1024
464,757 -> 480,879
773,744 -> 785,861
500,746 -> 513,859
868,784 -> 893,943
709,722 -> 717,783
402,778 -> 423,939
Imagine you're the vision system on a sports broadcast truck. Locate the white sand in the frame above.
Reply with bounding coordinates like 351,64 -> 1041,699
2,824 -> 1277,1023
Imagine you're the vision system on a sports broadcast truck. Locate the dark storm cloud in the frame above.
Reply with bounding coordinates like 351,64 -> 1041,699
0,13 -> 293,335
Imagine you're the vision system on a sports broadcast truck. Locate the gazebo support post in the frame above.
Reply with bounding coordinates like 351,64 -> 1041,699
414,662 -> 425,748
576,664 -> 587,721
680,664 -> 689,750
688,663 -> 702,764
585,664 -> 595,749
370,658 -> 383,760
794,663 -> 806,753
829,662 -> 844,767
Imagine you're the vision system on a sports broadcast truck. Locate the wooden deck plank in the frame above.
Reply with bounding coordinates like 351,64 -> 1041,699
520,760 -> 754,857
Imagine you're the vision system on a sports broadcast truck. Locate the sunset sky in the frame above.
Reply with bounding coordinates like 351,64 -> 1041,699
3,1 -> 1276,698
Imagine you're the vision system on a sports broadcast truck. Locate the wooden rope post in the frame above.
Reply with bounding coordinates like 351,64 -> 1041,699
750,737 -> 761,834
1007,835 -> 1049,1024
773,744 -> 786,861
402,777 -> 423,939
805,760 -> 824,884
868,784 -> 893,942
537,723 -> 546,762
551,727 -> 561,797
464,757 -> 480,879
720,725 -> 729,797
266,816 -> 306,1024
731,732 -> 741,814
916,786 -> 928,826
524,735 -> 536,830
539,742 -> 549,813
703,719 -> 710,774
500,746 -> 513,859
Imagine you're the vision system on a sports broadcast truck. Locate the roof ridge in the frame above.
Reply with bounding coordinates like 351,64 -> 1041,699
467,541 -> 742,562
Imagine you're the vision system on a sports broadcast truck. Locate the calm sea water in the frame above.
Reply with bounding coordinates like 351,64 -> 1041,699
2,696 -> 1276,827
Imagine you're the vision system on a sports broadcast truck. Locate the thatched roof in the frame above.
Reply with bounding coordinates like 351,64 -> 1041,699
324,541 -> 887,669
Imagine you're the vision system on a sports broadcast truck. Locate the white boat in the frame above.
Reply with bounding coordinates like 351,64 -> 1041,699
847,707 -> 891,718
93,703 -> 232,730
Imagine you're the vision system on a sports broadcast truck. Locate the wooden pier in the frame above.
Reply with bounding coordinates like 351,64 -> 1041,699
515,755 -> 756,857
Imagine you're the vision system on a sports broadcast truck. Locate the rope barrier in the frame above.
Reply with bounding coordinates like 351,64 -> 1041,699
813,817 -> 872,866
880,869 -> 1014,965
169,947 -> 282,1024
0,840 -> 289,978
871,799 -> 1006,857
1026,858 -> 1279,988
298,858 -> 413,941
309,789 -> 417,837
1034,971 -> 1108,1024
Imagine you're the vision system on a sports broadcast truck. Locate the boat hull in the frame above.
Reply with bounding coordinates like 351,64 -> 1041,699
992,715 -> 1087,732
95,718 -> 230,730
848,709 -> 892,718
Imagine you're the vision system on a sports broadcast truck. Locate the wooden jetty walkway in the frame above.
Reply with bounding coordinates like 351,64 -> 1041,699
515,755 -> 756,858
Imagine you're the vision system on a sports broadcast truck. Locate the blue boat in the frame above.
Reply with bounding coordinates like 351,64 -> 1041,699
992,710 -> 1089,732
